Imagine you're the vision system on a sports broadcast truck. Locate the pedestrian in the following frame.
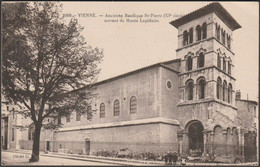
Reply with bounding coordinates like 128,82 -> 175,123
168,150 -> 173,165
165,150 -> 169,165
173,151 -> 178,165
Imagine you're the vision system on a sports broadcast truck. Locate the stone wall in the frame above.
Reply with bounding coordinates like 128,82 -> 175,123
54,122 -> 179,155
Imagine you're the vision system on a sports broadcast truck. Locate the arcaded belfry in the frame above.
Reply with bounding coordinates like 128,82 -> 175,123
170,2 -> 256,162
3,2 -> 257,163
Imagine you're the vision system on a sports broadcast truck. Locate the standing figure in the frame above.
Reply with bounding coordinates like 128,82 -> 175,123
173,151 -> 178,165
168,150 -> 173,165
165,150 -> 170,165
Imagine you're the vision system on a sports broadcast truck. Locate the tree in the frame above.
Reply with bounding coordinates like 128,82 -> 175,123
2,2 -> 103,162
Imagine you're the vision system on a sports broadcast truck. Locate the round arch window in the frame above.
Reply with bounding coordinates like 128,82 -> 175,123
166,80 -> 172,89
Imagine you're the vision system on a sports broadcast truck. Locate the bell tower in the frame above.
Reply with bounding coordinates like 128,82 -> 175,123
170,2 -> 241,108
170,2 -> 241,155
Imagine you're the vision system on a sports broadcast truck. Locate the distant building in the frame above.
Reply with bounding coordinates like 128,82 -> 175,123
2,2 -> 258,163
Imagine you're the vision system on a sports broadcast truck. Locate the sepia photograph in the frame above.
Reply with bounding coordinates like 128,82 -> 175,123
1,1 -> 259,166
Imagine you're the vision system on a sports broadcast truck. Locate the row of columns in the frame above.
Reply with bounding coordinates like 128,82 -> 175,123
177,128 -> 245,158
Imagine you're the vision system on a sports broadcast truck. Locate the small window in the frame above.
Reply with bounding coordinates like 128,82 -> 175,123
130,96 -> 137,114
202,22 -> 207,39
189,28 -> 193,44
198,53 -> 205,68
223,81 -> 227,101
254,106 -> 256,118
76,112 -> 81,121
87,105 -> 92,118
187,56 -> 193,71
12,128 -> 15,141
167,80 -> 172,89
183,31 -> 188,46
227,35 -> 231,49
186,80 -> 194,100
217,53 -> 221,69
216,24 -> 220,40
66,114 -> 70,122
223,59 -> 226,72
114,100 -> 120,116
228,61 -> 231,75
28,127 -> 34,141
217,77 -> 222,99
228,83 -> 232,104
100,103 -> 105,118
198,79 -> 206,99
222,30 -> 226,45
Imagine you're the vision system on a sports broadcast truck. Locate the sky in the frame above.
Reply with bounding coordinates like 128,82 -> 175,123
62,2 -> 259,101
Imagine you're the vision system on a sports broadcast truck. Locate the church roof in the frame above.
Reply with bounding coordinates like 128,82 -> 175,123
59,58 -> 181,96
170,2 -> 241,31
94,59 -> 180,86
236,99 -> 258,105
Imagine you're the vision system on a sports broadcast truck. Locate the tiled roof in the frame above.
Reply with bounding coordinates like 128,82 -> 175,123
170,2 -> 241,31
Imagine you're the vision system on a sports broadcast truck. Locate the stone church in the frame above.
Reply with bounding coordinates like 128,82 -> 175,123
1,2 -> 258,163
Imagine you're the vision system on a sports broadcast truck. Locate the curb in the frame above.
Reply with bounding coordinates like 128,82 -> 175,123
3,150 -> 258,166
3,150 -> 158,166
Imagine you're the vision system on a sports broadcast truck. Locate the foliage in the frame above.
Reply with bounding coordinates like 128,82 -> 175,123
2,2 -> 103,126
2,2 -> 103,162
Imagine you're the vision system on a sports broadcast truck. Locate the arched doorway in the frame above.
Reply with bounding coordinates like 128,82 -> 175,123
186,120 -> 204,155
85,138 -> 90,155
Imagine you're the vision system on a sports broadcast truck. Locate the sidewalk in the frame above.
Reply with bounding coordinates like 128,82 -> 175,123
3,149 -> 258,166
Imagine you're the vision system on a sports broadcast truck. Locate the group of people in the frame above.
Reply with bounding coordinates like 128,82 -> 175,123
164,150 -> 186,166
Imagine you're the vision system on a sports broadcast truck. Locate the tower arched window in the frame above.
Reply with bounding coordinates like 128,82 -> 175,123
228,83 -> 232,104
196,25 -> 201,41
12,128 -> 15,141
228,61 -> 231,75
189,28 -> 193,44
197,78 -> 206,99
227,35 -> 231,49
223,80 -> 227,101
198,53 -> 205,68
216,24 -> 220,40
187,56 -> 193,71
130,96 -> 137,114
202,22 -> 207,39
217,77 -> 222,99
223,58 -> 226,72
217,53 -> 221,69
100,103 -> 105,118
183,31 -> 188,46
186,80 -> 194,100
114,100 -> 120,116
222,30 -> 226,45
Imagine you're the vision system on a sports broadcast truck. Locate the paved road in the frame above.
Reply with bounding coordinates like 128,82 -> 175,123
1,151 -> 118,166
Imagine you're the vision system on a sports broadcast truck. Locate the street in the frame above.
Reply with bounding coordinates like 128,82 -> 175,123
1,151 -> 119,166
